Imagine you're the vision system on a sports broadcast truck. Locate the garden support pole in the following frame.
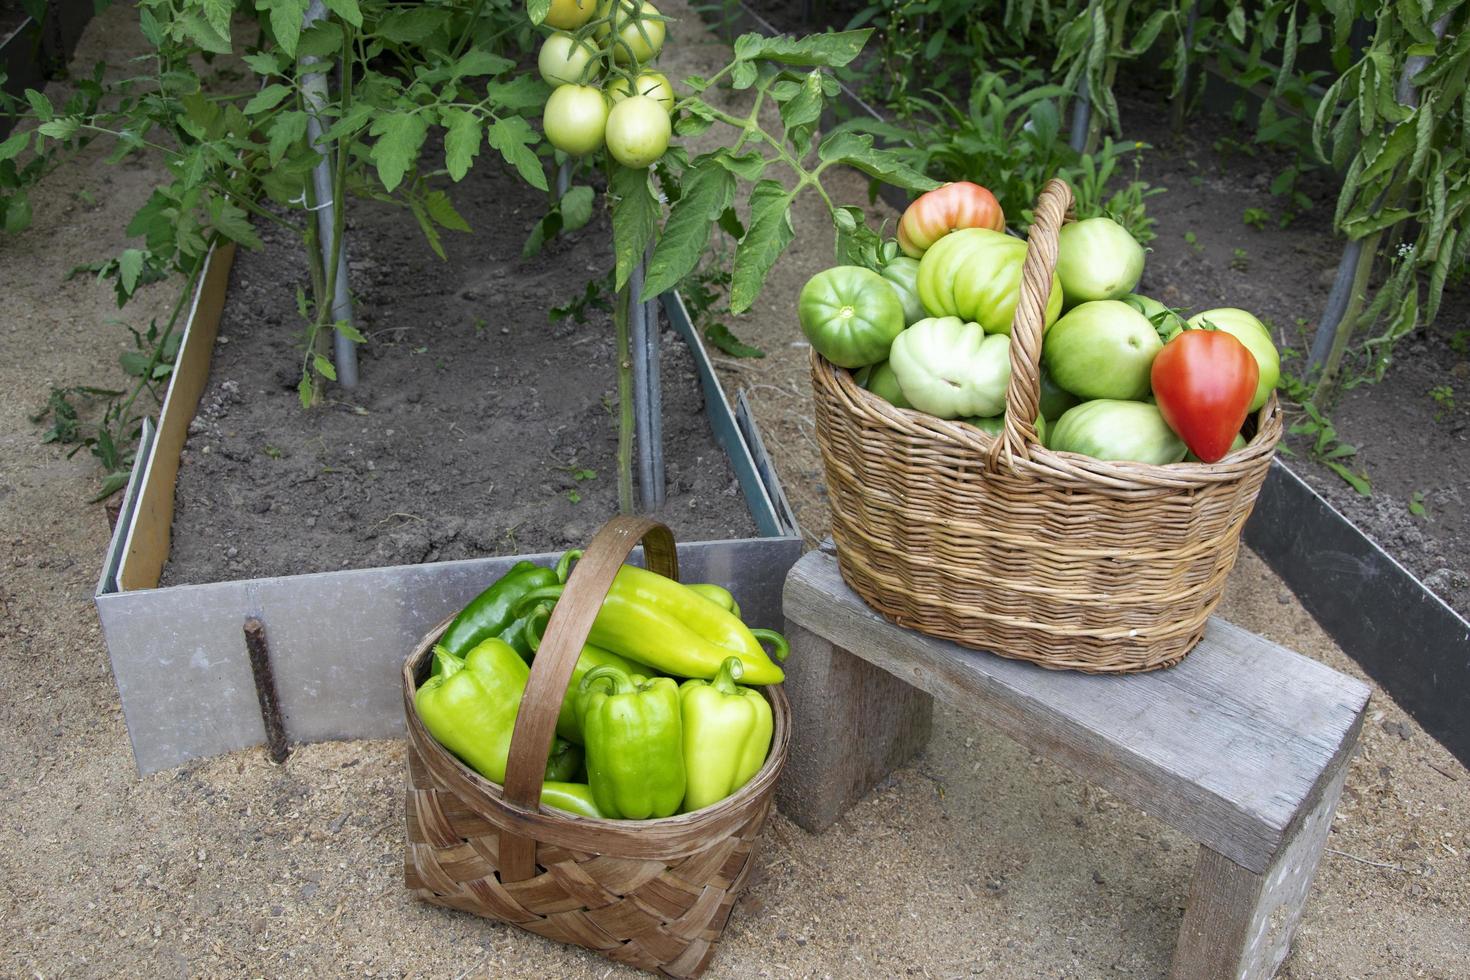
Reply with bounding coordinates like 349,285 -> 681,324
629,246 -> 665,511
1069,75 -> 1090,154
302,0 -> 359,388
1306,13 -> 1447,400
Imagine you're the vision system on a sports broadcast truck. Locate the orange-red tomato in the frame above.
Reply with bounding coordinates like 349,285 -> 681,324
897,182 -> 1005,257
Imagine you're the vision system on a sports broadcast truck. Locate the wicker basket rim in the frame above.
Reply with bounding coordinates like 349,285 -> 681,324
816,352 -> 1282,490
402,610 -> 793,857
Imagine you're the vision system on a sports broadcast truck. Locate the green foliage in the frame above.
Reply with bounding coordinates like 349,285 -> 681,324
832,58 -> 1160,236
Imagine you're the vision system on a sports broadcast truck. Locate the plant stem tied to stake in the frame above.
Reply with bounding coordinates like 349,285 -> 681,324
302,0 -> 358,388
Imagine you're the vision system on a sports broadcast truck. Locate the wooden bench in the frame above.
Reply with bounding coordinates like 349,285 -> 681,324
778,546 -> 1371,980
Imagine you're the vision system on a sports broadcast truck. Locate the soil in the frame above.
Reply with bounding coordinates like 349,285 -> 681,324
160,154 -> 754,587
3,3 -> 1470,979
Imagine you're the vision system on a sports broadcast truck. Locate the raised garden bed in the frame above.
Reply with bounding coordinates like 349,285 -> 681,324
96,161 -> 801,775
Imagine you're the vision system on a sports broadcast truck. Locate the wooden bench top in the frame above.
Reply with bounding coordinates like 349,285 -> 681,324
783,547 -> 1371,874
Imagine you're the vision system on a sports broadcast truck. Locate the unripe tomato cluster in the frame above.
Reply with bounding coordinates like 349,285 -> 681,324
533,0 -> 674,169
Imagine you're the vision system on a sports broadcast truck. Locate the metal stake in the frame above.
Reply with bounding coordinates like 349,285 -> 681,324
556,159 -> 571,198
628,247 -> 664,510
1069,75 -> 1091,154
302,0 -> 358,388
243,618 -> 290,763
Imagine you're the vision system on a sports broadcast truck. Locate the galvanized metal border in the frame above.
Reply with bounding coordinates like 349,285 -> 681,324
95,418 -> 154,598
97,537 -> 801,774
662,290 -> 792,537
1243,460 -> 1470,767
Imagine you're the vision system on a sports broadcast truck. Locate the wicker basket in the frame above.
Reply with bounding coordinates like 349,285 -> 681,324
403,516 -> 790,977
811,179 -> 1282,673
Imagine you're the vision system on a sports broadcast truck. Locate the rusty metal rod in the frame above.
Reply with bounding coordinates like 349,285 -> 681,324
244,618 -> 290,763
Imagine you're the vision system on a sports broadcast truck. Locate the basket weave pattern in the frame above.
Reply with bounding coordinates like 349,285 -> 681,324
812,179 -> 1282,672
402,517 -> 789,977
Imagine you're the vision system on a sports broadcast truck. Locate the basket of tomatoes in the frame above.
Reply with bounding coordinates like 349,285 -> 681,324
802,178 -> 1281,673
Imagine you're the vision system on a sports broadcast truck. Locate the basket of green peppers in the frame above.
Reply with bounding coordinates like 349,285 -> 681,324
402,516 -> 791,978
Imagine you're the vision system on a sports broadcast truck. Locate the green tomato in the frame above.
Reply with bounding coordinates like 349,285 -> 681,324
888,316 -> 1011,419
1039,363 -> 1079,423
1187,308 -> 1280,412
543,84 -> 607,157
1043,299 -> 1163,401
1186,432 -> 1248,463
855,359 -> 911,408
596,0 -> 665,65
916,228 -> 1063,336
604,94 -> 670,168
879,256 -> 925,326
1055,217 -> 1145,307
964,411 -> 1047,444
538,32 -> 601,86
798,266 -> 905,369
606,70 -> 674,112
1121,293 -> 1186,342
543,0 -> 596,30
1048,400 -> 1186,464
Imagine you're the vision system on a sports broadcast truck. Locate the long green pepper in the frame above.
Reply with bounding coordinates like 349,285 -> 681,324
522,555 -> 788,684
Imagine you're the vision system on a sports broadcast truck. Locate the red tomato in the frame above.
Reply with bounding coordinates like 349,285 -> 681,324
897,181 -> 1005,257
1151,329 -> 1260,463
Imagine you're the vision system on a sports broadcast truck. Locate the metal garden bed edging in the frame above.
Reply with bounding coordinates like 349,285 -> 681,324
1242,460 -> 1470,768
95,247 -> 802,775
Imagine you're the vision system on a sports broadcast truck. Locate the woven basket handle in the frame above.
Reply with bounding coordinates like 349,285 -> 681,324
990,178 -> 1075,469
498,515 -> 679,882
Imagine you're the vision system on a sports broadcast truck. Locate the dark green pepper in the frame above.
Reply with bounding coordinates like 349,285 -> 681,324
544,737 -> 584,783
433,561 -> 559,671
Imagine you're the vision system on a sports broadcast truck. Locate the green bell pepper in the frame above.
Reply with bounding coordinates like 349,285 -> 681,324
544,737 -> 584,783
433,561 -> 560,671
679,657 -> 773,813
415,639 -> 530,783
579,667 -> 686,819
523,555 -> 789,684
541,781 -> 604,818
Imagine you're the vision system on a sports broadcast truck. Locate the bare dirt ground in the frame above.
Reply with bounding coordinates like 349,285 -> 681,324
2,4 -> 1468,978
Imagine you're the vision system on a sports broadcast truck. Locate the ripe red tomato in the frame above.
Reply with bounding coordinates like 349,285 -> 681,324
1151,328 -> 1260,463
897,181 -> 1005,257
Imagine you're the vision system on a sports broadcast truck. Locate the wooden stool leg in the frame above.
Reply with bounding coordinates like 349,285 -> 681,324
775,621 -> 933,833
1170,753 -> 1352,980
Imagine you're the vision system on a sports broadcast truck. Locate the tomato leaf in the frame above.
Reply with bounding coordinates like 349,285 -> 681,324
207,197 -> 263,250
610,164 -> 660,291
1324,460 -> 1372,497
369,111 -> 428,193
424,190 -> 471,232
817,131 -> 939,192
323,0 -> 362,28
643,159 -> 735,298
526,0 -> 551,25
730,180 -> 795,314
560,184 -> 595,232
243,83 -> 293,115
486,116 -> 548,191
442,109 -> 482,181
267,0 -> 308,57
268,110 -> 309,166
732,29 -> 872,68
